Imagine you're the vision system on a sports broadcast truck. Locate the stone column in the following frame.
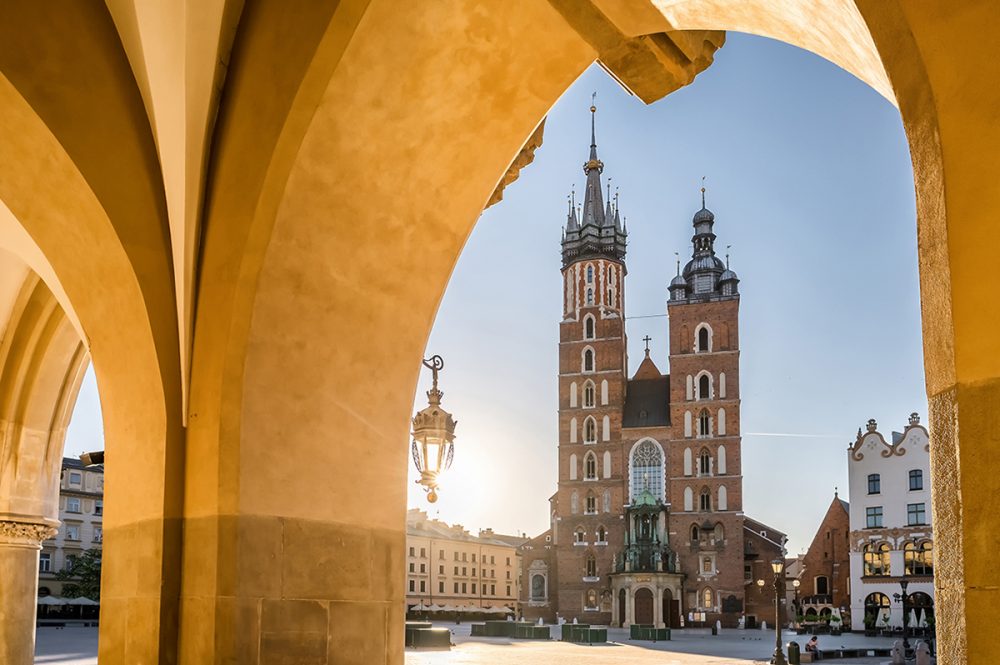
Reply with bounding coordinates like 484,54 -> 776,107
652,586 -> 662,628
0,518 -> 58,665
624,587 -> 633,627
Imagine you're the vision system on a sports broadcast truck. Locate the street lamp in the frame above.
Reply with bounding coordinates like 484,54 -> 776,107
792,579 -> 801,626
892,579 -> 911,651
410,355 -> 457,503
770,559 -> 787,665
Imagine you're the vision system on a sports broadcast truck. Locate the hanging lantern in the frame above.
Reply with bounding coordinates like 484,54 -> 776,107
411,355 -> 457,503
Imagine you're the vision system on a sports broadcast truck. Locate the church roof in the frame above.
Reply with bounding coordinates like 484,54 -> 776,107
632,352 -> 662,380
622,374 -> 671,428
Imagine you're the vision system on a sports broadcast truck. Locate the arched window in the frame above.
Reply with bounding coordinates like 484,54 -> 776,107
698,374 -> 711,400
583,348 -> 595,372
718,408 -> 726,435
683,448 -> 692,476
585,491 -> 596,514
701,588 -> 714,609
586,288 -> 594,305
586,265 -> 594,283
686,375 -> 694,400
583,315 -> 595,340
690,524 -> 700,541
717,445 -> 727,474
602,489 -> 611,513
864,592 -> 891,621
597,526 -> 607,542
815,576 -> 829,595
719,372 -> 726,398
697,325 -> 711,352
698,409 -> 711,437
575,528 -> 586,543
717,485 -> 728,510
684,411 -> 693,437
713,523 -> 724,541
570,382 -> 578,407
570,417 -> 578,443
600,380 -> 609,405
699,448 -> 712,475
629,439 -> 665,502
864,542 -> 891,576
585,554 -> 597,578
905,541 -> 933,575
602,415 -> 610,440
531,574 -> 546,600
583,417 -> 597,444
602,451 -> 611,478
583,381 -> 595,408
571,491 -> 579,514
569,453 -> 577,481
699,487 -> 712,511
683,487 -> 694,511
584,452 -> 597,480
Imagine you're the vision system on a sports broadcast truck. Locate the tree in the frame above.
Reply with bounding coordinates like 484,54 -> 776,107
56,548 -> 102,600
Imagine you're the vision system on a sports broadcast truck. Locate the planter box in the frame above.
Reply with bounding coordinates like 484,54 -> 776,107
630,624 -> 670,641
404,622 -> 434,647
484,621 -> 516,637
470,624 -> 486,637
562,624 -> 590,641
411,628 -> 451,649
513,624 -> 551,640
576,627 -> 607,644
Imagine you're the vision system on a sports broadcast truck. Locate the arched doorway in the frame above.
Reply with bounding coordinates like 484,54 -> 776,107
662,588 -> 679,628
909,592 -> 934,624
634,588 -> 654,625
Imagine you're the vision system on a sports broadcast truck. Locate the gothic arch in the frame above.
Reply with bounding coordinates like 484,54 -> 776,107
694,322 -> 714,352
628,438 -> 666,501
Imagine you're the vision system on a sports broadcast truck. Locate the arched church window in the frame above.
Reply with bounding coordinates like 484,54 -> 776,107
699,487 -> 712,512
585,492 -> 597,514
584,316 -> 595,340
698,409 -> 711,437
584,417 -> 596,444
575,528 -> 586,543
583,382 -> 595,408
585,554 -> 597,578
698,326 -> 711,352
698,374 -> 711,400
584,453 -> 597,480
702,588 -> 714,609
629,439 -> 664,502
586,288 -> 594,305
583,348 -> 594,372
699,448 -> 711,475
597,526 -> 607,542
690,524 -> 700,541
586,265 -> 594,283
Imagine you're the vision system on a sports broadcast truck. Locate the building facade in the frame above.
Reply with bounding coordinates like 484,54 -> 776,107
847,414 -> 934,631
38,458 -> 104,597
405,509 -> 521,613
798,492 -> 851,622
521,105 -> 784,628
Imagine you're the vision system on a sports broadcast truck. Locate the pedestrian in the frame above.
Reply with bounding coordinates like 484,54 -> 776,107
805,635 -> 819,653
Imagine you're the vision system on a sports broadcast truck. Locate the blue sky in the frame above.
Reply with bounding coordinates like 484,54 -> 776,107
65,33 -> 924,555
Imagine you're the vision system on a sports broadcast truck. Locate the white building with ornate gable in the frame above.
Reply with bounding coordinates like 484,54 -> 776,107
847,413 -> 934,631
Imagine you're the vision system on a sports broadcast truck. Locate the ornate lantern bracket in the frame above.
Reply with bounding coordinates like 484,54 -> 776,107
410,355 -> 457,503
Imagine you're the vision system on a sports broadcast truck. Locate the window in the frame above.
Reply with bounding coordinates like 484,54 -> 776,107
585,492 -> 596,514
419,581 -> 425,593
584,316 -> 595,340
575,528 -> 585,543
65,525 -> 80,541
65,554 -> 77,571
462,553 -> 467,561
409,546 -> 414,556
439,565 -> 444,574
583,382 -> 595,408
462,583 -> 467,593
907,502 -> 926,525
597,526 -> 606,542
420,547 -> 426,557
629,439 -> 664,502
586,265 -> 594,283
585,554 -> 596,577
690,524 -> 699,541
584,417 -> 596,444
586,288 -> 594,305
408,562 -> 415,572
454,552 -> 459,561
702,557 -> 712,573
905,541 -> 933,576
65,497 -> 82,513
409,580 -> 415,592
583,349 -> 594,372
909,469 -> 924,491
867,474 -> 881,494
39,552 -> 51,573
744,563 -> 752,581
462,567 -> 467,575
439,581 -> 445,593
697,326 -> 710,352
699,488 -> 712,511
440,549 -> 444,559
702,588 -> 714,609
472,554 -> 476,562
863,542 -> 891,576
815,576 -> 829,595
472,584 -> 476,594
491,556 -> 495,564
866,506 -> 883,528
94,501 -> 103,516
507,585 -> 511,596
864,592 -> 891,615
698,374 -> 710,400
69,471 -> 82,486
698,410 -> 710,437
454,582 -> 459,593
699,449 -> 711,475
506,557 -> 510,565
419,563 -> 425,573
454,566 -> 458,575
584,453 -> 597,480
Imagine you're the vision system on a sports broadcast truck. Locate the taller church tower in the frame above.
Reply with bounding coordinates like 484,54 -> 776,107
553,103 -> 628,622
666,188 -> 746,621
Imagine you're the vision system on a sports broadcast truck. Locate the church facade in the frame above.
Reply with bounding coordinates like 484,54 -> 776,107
520,106 -> 784,628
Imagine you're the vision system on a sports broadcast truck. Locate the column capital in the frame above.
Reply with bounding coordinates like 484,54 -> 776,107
0,517 -> 59,548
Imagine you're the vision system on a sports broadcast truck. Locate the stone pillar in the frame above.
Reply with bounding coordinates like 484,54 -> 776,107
652,586 -> 662,628
625,587 -> 633,627
0,518 -> 58,665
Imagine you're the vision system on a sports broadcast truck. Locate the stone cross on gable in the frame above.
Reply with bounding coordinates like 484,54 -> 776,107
643,335 -> 652,353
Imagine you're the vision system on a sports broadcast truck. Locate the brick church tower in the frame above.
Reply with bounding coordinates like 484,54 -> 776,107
666,187 -> 747,620
553,102 -> 628,622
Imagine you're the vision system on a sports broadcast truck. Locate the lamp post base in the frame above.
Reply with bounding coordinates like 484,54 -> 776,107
771,650 -> 788,665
